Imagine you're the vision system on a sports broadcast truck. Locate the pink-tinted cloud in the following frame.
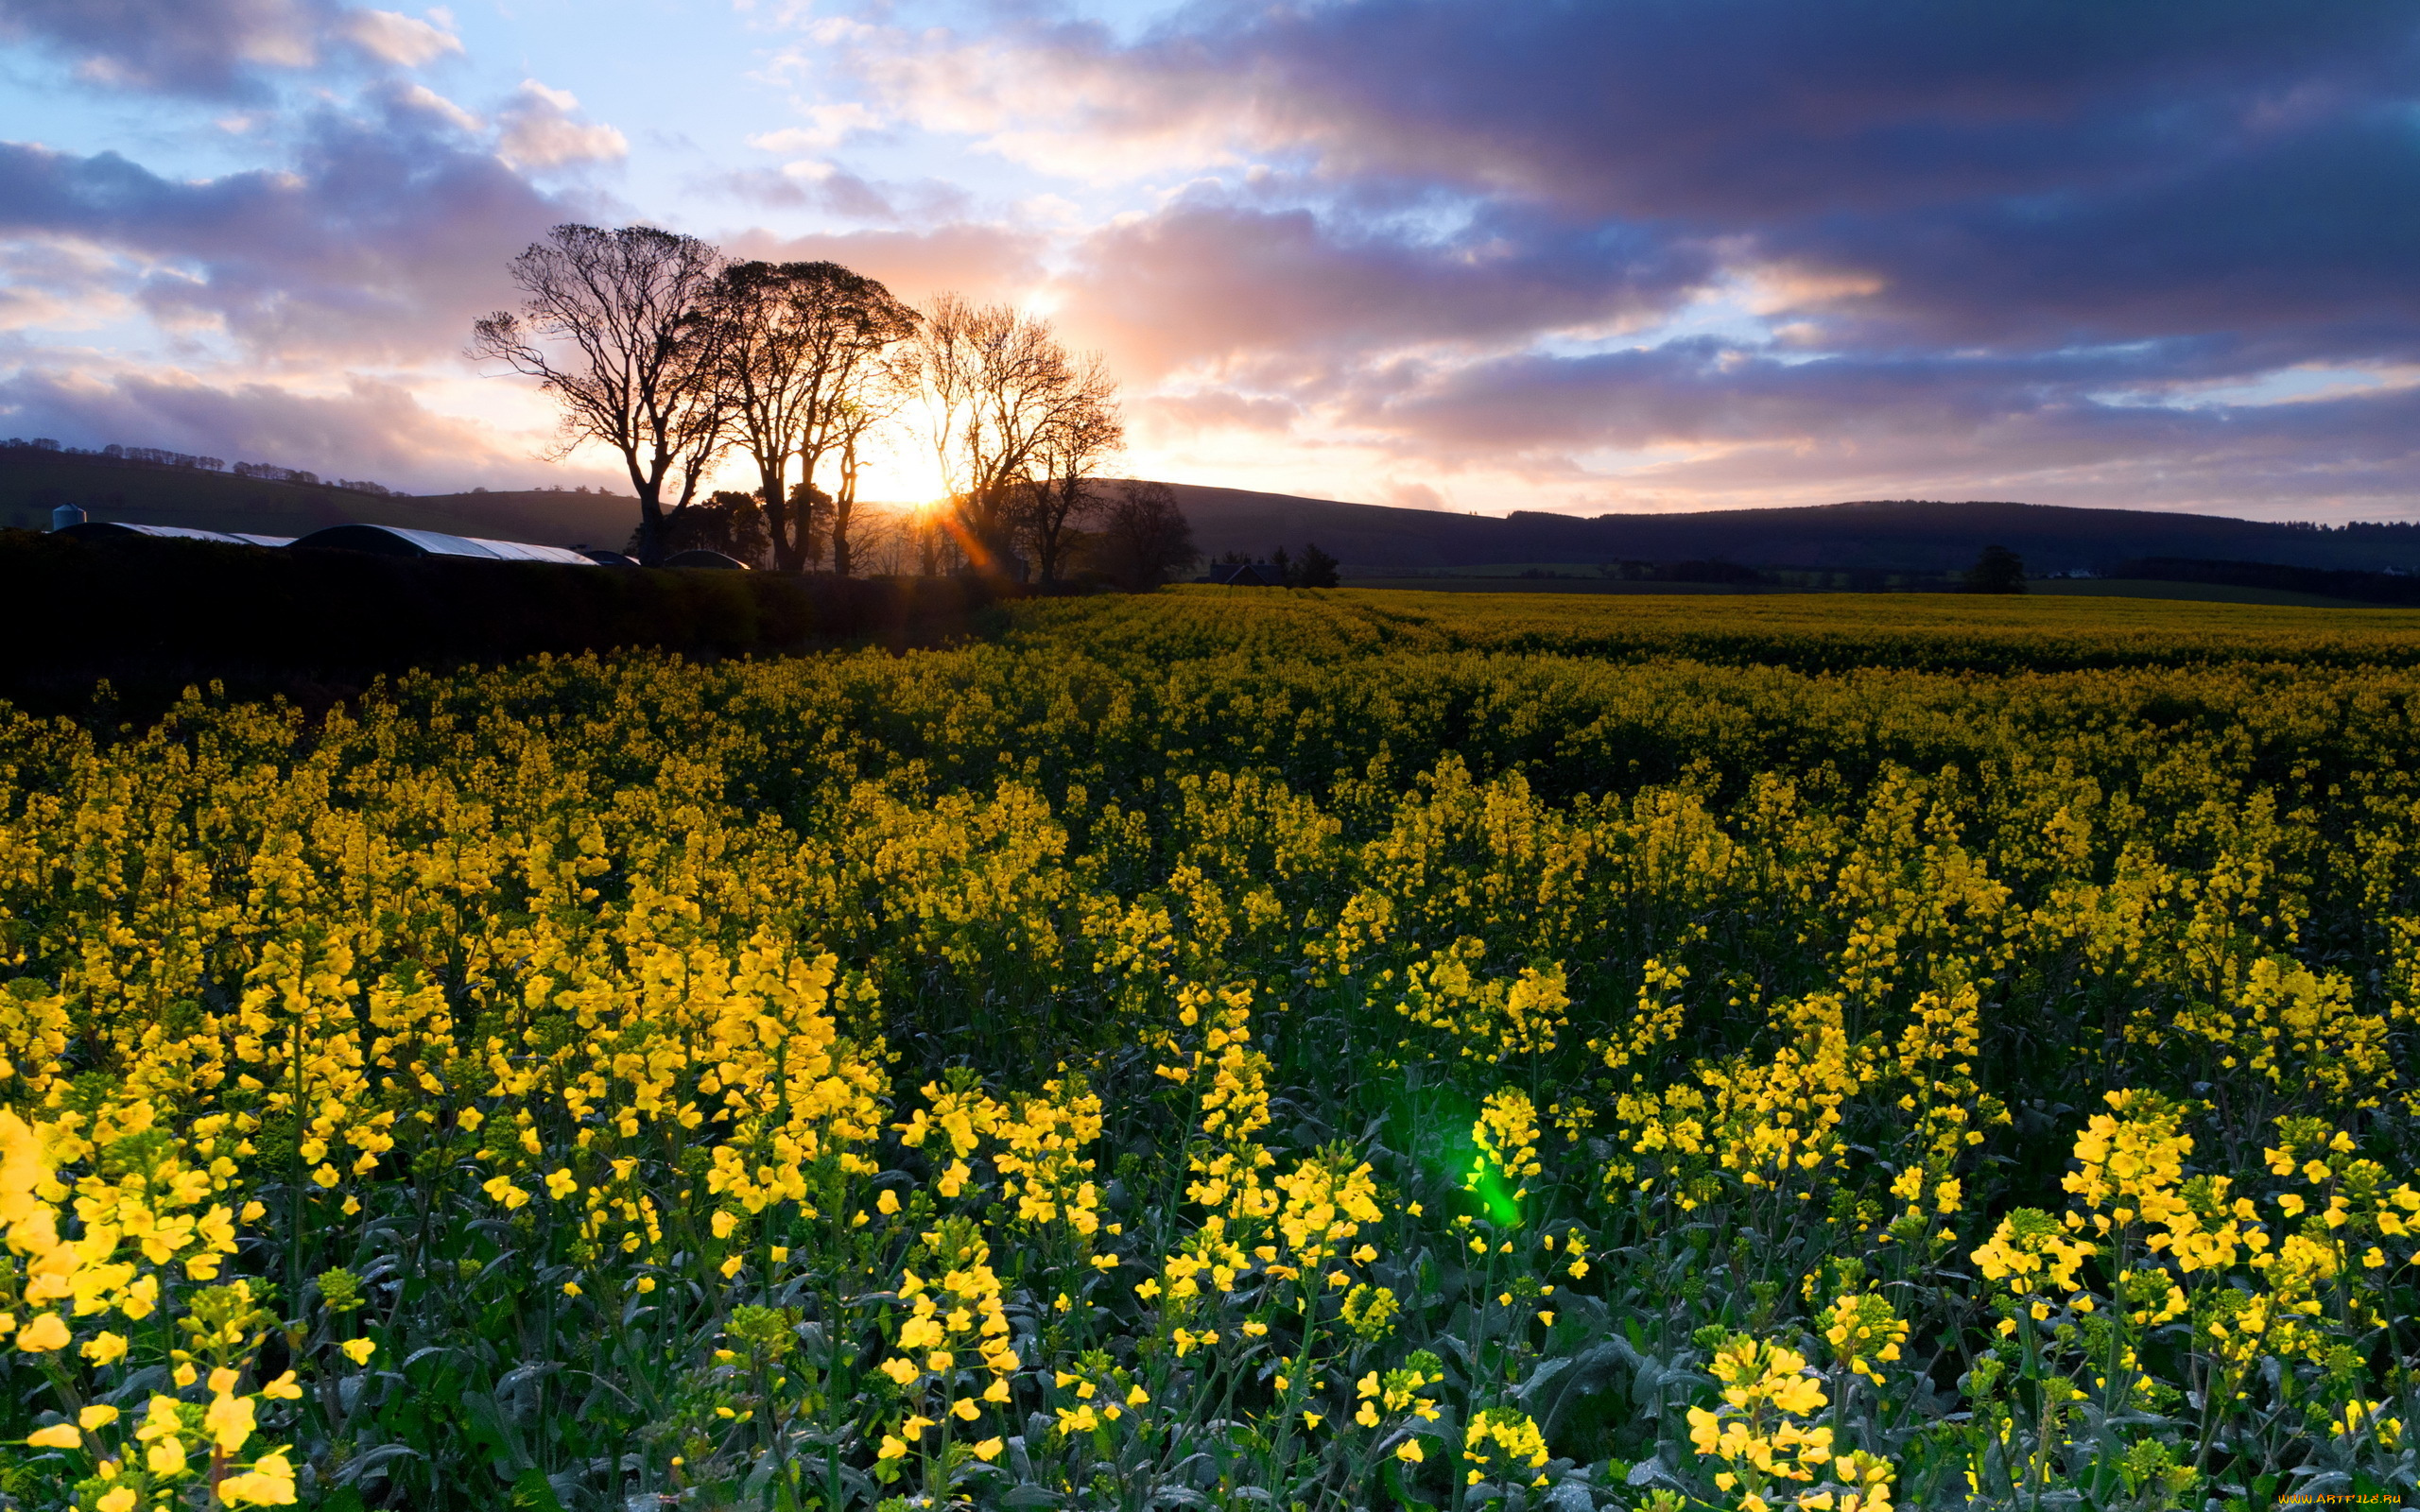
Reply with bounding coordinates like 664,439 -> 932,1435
1056,199 -> 1708,381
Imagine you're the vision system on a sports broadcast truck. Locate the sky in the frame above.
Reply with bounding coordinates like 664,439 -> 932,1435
0,0 -> 2417,519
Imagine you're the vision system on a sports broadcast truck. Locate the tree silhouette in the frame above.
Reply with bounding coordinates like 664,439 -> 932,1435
1095,481 -> 1197,592
471,225 -> 730,565
1968,543 -> 2027,593
1295,541 -> 1341,588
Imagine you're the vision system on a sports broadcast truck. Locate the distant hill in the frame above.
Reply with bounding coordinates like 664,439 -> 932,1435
1166,486 -> 2420,576
12,443 -> 2417,576
0,445 -> 635,547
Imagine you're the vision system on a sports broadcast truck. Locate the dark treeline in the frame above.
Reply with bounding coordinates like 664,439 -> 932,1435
2114,556 -> 2420,604
0,436 -> 395,497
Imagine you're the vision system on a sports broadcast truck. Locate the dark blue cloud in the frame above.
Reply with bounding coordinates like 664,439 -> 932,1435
1067,0 -> 2420,345
1142,0 -> 2416,214
998,0 -> 2420,508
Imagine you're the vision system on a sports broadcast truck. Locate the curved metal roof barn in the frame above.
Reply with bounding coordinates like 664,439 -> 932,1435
60,522 -> 296,548
289,524 -> 596,565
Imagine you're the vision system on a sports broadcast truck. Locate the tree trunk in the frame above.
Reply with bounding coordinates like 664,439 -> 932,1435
757,454 -> 801,573
630,458 -> 669,565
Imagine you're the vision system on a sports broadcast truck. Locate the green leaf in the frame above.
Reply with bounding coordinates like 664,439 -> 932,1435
510,1466 -> 567,1511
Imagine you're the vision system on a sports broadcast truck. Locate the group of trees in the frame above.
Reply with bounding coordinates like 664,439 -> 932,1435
1210,542 -> 1341,588
475,223 -> 1190,586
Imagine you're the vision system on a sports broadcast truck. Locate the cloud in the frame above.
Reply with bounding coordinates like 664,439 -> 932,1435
338,7 -> 458,67
495,79 -> 628,170
705,163 -> 972,225
747,104 -> 880,156
0,95 -> 576,362
0,0 -> 464,95
1132,388 -> 1301,438
718,222 -> 1049,306
393,81 -> 478,134
1057,198 -> 1710,380
0,239 -> 136,331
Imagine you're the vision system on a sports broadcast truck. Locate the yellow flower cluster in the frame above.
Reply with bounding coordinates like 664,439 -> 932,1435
1688,1334 -> 1835,1512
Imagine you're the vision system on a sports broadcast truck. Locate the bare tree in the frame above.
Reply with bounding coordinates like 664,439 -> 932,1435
1093,480 -> 1197,591
709,261 -> 918,573
1019,352 -> 1123,585
911,294 -> 1097,578
471,225 -> 729,564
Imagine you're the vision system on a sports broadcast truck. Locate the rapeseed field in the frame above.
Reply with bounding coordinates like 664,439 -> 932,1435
1,587 -> 2416,1511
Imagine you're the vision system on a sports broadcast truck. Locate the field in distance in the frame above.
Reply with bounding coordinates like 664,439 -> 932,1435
1341,574 -> 2371,607
1057,581 -> 2420,671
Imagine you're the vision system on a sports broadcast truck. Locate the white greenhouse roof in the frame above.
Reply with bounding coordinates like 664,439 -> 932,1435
60,522 -> 295,547
289,524 -> 597,565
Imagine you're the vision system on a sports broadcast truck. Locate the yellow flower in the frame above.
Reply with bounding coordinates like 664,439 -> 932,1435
1396,1439 -> 1426,1463
15,1314 -> 68,1352
25,1422 -> 80,1449
204,1391 -> 258,1454
341,1337 -> 376,1365
974,1437 -> 1005,1461
217,1450 -> 299,1506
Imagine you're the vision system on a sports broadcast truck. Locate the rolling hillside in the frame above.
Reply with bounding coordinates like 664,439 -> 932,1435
1166,485 -> 2420,576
